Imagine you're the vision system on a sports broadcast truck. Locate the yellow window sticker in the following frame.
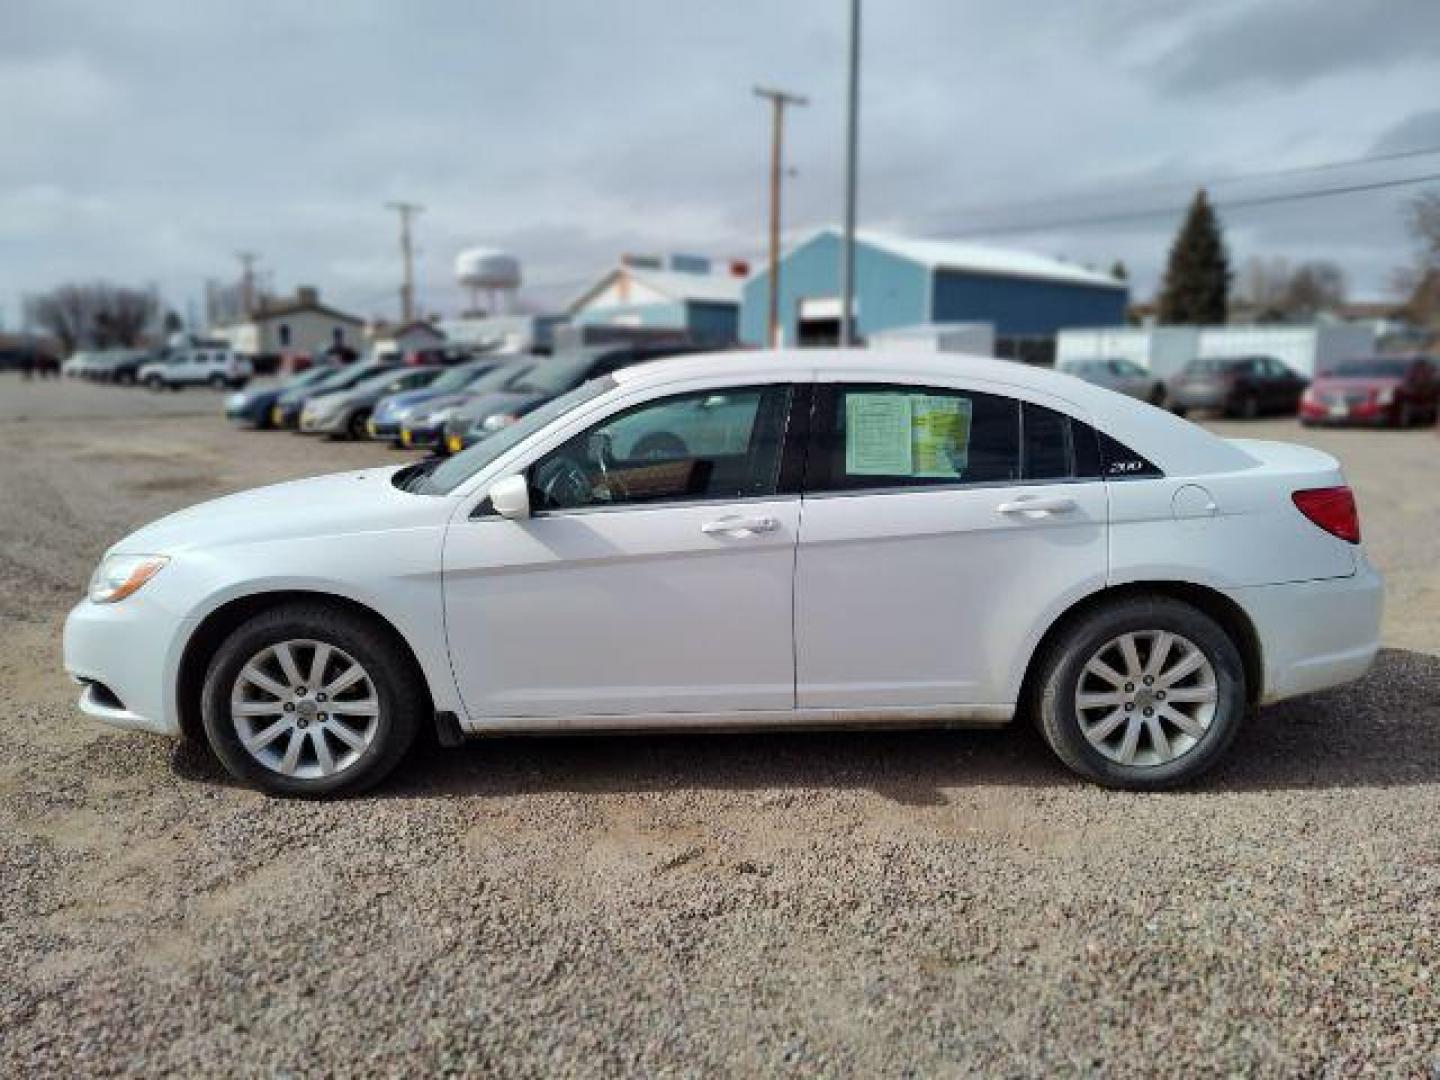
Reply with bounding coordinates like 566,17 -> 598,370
911,395 -> 971,478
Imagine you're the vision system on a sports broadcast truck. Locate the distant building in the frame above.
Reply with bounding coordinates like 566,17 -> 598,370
741,228 -> 1129,363
211,286 -> 364,371
366,320 -> 447,359
568,254 -> 746,346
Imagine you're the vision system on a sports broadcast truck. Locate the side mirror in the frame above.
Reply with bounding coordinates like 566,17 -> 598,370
488,474 -> 531,520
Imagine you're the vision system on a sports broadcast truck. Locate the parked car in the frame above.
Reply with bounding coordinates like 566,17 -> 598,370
138,347 -> 253,391
1299,355 -> 1438,428
269,360 -> 400,430
370,359 -> 529,445
438,344 -> 705,455
65,350 -> 1381,797
225,365 -> 340,429
98,349 -> 159,386
63,351 -> 104,379
1168,355 -> 1308,418
299,366 -> 445,440
1058,358 -> 1167,407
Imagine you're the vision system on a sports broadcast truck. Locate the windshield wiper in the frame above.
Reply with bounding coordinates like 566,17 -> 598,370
392,457 -> 443,494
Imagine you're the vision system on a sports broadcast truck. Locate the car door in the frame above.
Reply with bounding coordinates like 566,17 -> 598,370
442,381 -> 803,721
793,381 -> 1108,711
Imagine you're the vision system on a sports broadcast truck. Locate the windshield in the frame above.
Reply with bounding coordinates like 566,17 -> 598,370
284,365 -> 341,390
1323,358 -> 1412,378
405,377 -> 616,496
428,362 -> 495,394
514,356 -> 594,395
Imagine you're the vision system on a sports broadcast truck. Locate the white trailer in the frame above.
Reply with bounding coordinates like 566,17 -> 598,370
867,322 -> 995,356
1057,323 -> 1376,379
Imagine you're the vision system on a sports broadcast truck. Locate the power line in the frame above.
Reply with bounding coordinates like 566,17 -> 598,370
943,169 -> 1440,240
936,144 -> 1440,233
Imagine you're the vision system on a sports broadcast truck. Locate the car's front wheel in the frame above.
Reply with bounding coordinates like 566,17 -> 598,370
200,604 -> 424,796
1034,596 -> 1247,790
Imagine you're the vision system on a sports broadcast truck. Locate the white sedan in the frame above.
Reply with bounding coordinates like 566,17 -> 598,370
64,351 -> 1383,796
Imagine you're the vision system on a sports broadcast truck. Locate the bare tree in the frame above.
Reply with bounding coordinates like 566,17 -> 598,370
1235,256 -> 1346,322
1396,190 -> 1440,326
22,282 -> 159,353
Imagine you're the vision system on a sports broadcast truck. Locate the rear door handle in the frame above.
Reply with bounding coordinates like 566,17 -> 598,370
996,496 -> 1077,516
701,515 -> 780,536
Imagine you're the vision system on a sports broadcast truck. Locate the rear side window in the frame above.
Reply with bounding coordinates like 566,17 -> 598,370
809,385 -> 1019,491
1021,402 -> 1072,481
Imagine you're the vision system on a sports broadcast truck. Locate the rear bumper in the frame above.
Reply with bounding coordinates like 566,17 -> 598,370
1299,401 -> 1396,426
1223,558 -> 1384,704
1171,385 -> 1231,412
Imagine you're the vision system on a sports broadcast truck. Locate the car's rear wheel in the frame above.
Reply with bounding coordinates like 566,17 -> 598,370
1034,596 -> 1246,789
1237,394 -> 1260,419
346,410 -> 371,440
200,604 -> 423,797
145,374 -> 165,391
1397,402 -> 1414,428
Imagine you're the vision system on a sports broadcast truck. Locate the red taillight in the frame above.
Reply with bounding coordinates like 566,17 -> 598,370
1292,486 -> 1360,544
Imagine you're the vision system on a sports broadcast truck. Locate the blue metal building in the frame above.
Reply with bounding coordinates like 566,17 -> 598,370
740,228 -> 1129,359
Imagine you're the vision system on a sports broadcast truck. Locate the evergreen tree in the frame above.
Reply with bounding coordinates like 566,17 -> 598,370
1158,190 -> 1230,324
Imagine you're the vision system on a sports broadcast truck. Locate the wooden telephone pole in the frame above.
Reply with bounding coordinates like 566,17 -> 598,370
385,201 -> 424,323
753,86 -> 807,348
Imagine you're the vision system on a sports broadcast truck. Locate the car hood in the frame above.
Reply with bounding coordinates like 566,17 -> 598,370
408,392 -> 478,421
455,389 -> 539,422
377,386 -> 446,415
112,466 -> 447,555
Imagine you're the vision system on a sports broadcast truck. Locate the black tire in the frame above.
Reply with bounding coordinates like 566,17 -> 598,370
208,373 -> 227,389
1397,402 -> 1414,429
1033,595 -> 1247,790
346,409 -> 371,441
145,374 -> 165,391
1147,385 -> 1166,409
1239,395 -> 1260,420
200,603 -> 425,797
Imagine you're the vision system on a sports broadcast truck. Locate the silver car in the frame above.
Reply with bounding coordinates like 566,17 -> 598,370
1059,358 -> 1166,408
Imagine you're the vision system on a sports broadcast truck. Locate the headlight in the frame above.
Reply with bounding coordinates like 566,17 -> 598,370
482,412 -> 519,432
426,407 -> 455,425
88,554 -> 168,604
1376,388 -> 1395,406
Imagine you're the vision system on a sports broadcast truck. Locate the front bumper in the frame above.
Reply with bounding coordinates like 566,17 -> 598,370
1300,400 -> 1395,426
63,597 -> 190,737
1223,558 -> 1384,704
271,404 -> 302,429
399,423 -> 444,450
300,409 -> 348,435
1171,384 -> 1231,412
367,417 -> 403,441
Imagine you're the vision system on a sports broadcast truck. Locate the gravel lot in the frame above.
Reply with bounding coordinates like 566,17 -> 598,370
1,375 -> 1436,1076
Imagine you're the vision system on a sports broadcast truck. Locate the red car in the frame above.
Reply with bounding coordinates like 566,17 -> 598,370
1300,356 -> 1439,428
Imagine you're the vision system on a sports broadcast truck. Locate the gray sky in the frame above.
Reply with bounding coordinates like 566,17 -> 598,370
3,0 -> 1439,327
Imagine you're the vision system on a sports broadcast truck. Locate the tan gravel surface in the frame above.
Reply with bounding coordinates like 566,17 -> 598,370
1,377 -> 1436,1076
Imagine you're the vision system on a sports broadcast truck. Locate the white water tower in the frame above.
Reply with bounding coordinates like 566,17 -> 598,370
455,248 -> 522,315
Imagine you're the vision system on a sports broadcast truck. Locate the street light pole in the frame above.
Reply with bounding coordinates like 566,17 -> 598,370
839,0 -> 862,348
754,86 -> 807,349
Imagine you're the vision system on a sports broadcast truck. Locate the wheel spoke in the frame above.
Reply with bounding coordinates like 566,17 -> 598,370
1116,715 -> 1142,763
1084,657 -> 1127,688
1164,684 -> 1217,705
324,662 -> 367,696
1085,707 -> 1127,742
326,719 -> 367,750
1144,714 -> 1172,760
326,699 -> 378,717
272,643 -> 304,688
233,700 -> 285,717
1077,691 -> 1126,711
242,718 -> 290,751
311,730 -> 336,775
1143,632 -> 1174,678
1117,634 -> 1144,679
240,664 -> 290,700
279,730 -> 305,775
307,643 -> 333,691
1157,650 -> 1206,688
1159,703 -> 1207,739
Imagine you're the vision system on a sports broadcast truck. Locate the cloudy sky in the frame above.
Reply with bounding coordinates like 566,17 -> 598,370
3,0 -> 1439,327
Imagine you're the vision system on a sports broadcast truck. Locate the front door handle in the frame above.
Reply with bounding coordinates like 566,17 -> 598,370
996,496 -> 1077,516
701,515 -> 780,536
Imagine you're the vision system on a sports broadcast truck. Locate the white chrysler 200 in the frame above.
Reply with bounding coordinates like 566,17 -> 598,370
65,351 -> 1383,796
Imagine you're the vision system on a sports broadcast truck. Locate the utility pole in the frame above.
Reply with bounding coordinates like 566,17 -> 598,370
754,86 -> 807,348
839,0 -> 862,348
385,201 -> 424,323
234,251 -> 260,317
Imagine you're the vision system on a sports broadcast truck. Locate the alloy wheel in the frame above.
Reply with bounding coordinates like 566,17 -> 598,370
1073,630 -> 1219,768
229,639 -> 380,780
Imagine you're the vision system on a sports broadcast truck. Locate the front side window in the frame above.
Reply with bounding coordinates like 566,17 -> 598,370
528,385 -> 792,512
811,385 -> 1020,491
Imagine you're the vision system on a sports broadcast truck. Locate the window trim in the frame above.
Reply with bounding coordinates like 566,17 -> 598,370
476,381 -> 809,518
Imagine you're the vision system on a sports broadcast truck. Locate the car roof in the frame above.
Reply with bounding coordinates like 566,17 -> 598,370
613,348 -> 1256,477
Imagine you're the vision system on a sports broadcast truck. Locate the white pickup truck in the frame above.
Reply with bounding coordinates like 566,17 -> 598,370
138,347 -> 253,390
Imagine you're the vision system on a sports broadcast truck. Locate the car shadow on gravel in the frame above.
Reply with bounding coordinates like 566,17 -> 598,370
171,648 -> 1440,802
